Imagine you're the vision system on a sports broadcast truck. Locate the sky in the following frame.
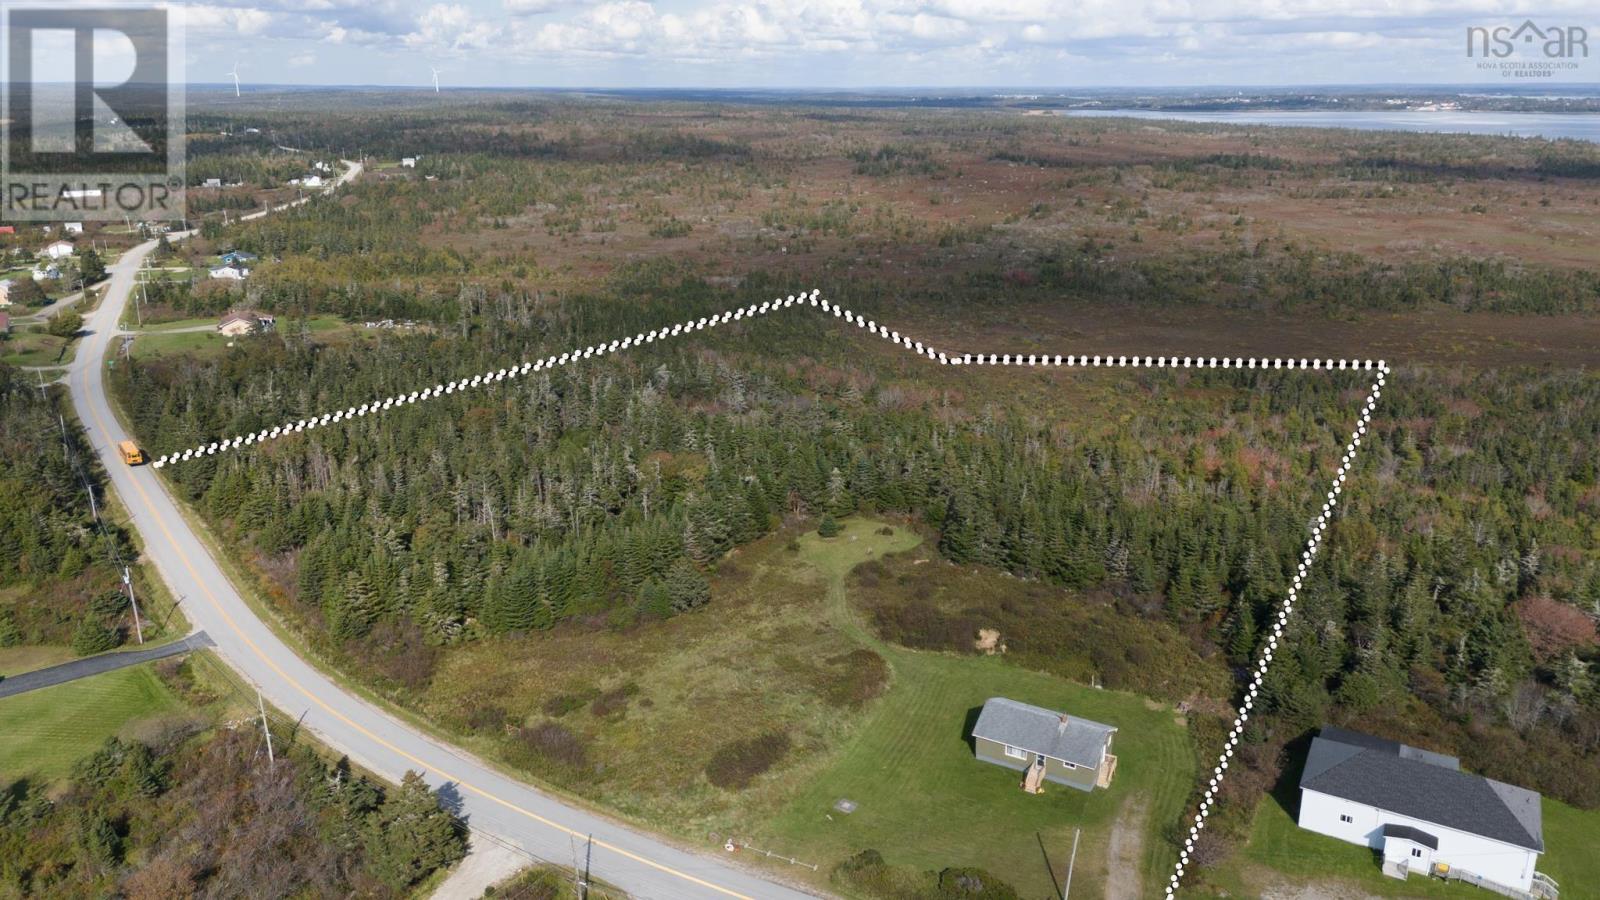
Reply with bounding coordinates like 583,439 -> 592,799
61,0 -> 1600,88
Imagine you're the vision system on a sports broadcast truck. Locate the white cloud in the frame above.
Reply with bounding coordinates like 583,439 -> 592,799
404,3 -> 502,51
502,0 -> 581,16
172,0 -> 1600,85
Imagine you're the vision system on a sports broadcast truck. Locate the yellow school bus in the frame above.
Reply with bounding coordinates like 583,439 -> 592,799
118,440 -> 145,466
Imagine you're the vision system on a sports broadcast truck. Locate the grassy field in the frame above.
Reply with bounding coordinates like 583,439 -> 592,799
1200,772 -> 1600,898
0,330 -> 74,367
0,664 -> 183,783
412,517 -> 1195,898
761,520 -> 1194,899
0,645 -> 75,677
128,315 -> 348,359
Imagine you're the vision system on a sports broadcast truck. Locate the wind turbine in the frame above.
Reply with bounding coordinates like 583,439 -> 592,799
429,65 -> 441,94
228,62 -> 241,98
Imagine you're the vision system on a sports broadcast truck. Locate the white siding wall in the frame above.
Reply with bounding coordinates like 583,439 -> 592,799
1297,789 -> 1538,891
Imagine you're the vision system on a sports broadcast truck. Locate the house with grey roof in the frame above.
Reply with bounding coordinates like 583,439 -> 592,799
970,697 -> 1117,793
1298,726 -> 1554,896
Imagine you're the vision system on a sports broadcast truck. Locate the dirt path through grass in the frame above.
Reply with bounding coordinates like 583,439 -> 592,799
1105,796 -> 1150,900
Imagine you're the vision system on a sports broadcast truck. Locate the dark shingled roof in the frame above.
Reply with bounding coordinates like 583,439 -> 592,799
1300,726 -> 1543,852
1381,823 -> 1439,851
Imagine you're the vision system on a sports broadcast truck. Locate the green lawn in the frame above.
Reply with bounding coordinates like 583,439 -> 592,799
129,315 -> 349,359
761,519 -> 1194,899
1202,770 -> 1600,898
0,645 -> 74,677
0,664 -> 182,783
1540,800 -> 1600,895
0,331 -> 75,367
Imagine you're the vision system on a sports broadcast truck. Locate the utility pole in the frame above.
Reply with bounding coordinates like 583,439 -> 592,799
121,566 -> 144,644
85,477 -> 99,523
1063,827 -> 1080,900
257,691 -> 276,767
570,834 -> 591,899
135,267 -> 148,328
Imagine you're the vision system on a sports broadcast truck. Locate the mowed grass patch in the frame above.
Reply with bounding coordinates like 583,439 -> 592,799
758,520 -> 1195,900
0,331 -> 74,367
0,664 -> 182,783
128,316 -> 350,360
0,644 -> 75,677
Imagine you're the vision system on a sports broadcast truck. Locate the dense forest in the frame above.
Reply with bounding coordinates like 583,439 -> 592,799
113,277 -> 1600,810
99,99 -> 1600,885
0,367 -> 166,653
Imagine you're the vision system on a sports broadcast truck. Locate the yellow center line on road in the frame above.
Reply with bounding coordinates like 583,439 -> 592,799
76,292 -> 756,900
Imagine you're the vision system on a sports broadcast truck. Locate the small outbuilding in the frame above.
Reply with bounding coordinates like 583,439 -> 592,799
971,697 -> 1118,793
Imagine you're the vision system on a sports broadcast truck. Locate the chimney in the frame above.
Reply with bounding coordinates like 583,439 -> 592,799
1058,713 -> 1070,731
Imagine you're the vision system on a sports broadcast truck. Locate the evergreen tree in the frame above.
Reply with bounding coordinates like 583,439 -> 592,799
664,559 -> 710,613
363,771 -> 465,889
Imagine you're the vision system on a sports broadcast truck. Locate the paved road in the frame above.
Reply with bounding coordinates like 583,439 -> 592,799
64,162 -> 816,900
0,633 -> 214,699
24,287 -> 86,322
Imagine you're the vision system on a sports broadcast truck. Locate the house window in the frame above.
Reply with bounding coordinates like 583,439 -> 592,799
1062,761 -> 1076,769
1003,745 -> 1027,760
1339,814 -> 1353,824
1412,848 -> 1424,858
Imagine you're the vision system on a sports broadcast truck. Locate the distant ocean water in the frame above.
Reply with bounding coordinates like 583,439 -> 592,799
1059,109 -> 1600,142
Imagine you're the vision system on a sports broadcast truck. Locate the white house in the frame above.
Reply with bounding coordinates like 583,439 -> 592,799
400,157 -> 416,168
43,240 -> 75,260
63,222 -> 84,235
1297,726 -> 1547,894
0,280 -> 11,307
209,264 -> 250,281
301,174 -> 325,189
33,263 -> 61,281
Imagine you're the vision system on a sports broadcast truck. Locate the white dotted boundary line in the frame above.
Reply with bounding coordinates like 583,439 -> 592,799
1165,363 -> 1388,897
152,290 -> 1386,468
146,283 -> 1394,895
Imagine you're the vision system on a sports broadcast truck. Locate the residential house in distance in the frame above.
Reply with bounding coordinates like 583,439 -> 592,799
401,157 -> 417,168
301,174 -> 325,189
217,310 -> 276,336
203,177 -> 223,188
63,222 -> 84,235
0,225 -> 15,235
33,263 -> 62,282
43,240 -> 75,260
1297,725 -> 1553,896
219,250 -> 258,267
209,263 -> 250,281
970,697 -> 1118,793
0,280 -> 11,307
